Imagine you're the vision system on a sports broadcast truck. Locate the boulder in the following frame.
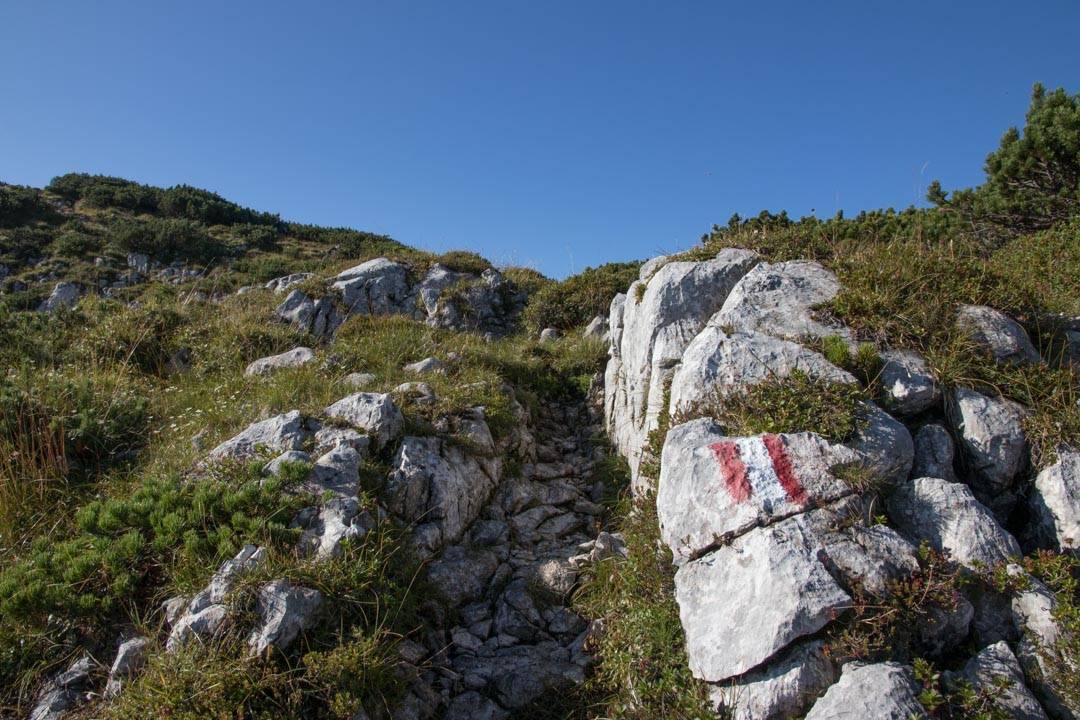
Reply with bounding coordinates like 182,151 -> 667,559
674,515 -> 851,682
297,496 -> 373,559
425,545 -> 499,606
126,252 -> 150,273
668,328 -> 854,418
606,249 -> 759,489
887,477 -> 1021,569
948,387 -> 1029,495
821,524 -> 920,598
167,545 -> 267,651
638,254 -> 670,280
244,347 -> 316,376
208,410 -> 310,461
265,272 -> 312,293
29,655 -> 94,720
804,662 -> 926,720
323,392 -> 403,451
539,328 -> 560,342
403,357 -> 447,374
262,450 -> 312,477
451,642 -> 584,709
958,304 -> 1042,366
1028,451 -> 1080,553
658,418 -> 859,562
711,260 -> 850,343
385,434 -> 500,556
444,692 -> 508,720
945,641 -> 1048,720
394,381 -> 437,405
247,579 -> 323,656
344,371 -> 377,388
331,258 -> 412,315
306,444 -> 363,495
711,640 -> 837,720
583,315 -> 608,340
1009,567 -> 1079,719
105,636 -> 151,697
848,402 -> 914,486
878,349 -> 939,416
912,423 -> 958,483
37,281 -> 80,312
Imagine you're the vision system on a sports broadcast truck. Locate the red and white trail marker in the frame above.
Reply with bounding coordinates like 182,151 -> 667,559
707,434 -> 808,507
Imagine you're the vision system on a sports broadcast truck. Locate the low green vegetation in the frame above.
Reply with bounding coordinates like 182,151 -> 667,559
522,260 -> 642,333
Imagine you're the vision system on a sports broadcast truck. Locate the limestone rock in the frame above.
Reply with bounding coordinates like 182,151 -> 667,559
208,410 -> 310,461
1009,566 -> 1079,719
822,524 -> 920,598
29,655 -> 94,720
848,401 -> 914,486
262,450 -> 312,477
297,496 -> 373,559
265,272 -> 312,293
403,357 -> 446,374
539,328 -> 560,342
711,640 -> 837,720
887,477 -> 1021,569
674,516 -> 851,682
804,662 -> 926,720
879,349 -> 939,416
946,641 -> 1048,720
105,636 -> 151,697
331,258 -> 412,316
912,423 -> 958,482
426,545 -> 499,606
244,347 -> 316,376
37,281 -> 80,312
658,418 -> 859,562
948,387 -> 1029,495
958,304 -> 1042,366
323,392 -> 403,451
247,579 -> 323,656
711,259 -> 850,342
1028,451 -> 1080,553
583,315 -> 608,339
344,371 -> 377,388
307,444 -> 363,495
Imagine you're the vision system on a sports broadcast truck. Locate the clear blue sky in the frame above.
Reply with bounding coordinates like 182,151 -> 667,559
2,2 -> 1077,277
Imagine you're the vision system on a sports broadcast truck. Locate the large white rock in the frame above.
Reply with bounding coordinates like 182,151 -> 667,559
658,418 -> 858,562
247,579 -> 323,656
887,477 -> 1021,570
948,387 -> 1029,495
821,524 -> 920,598
804,662 -> 926,720
957,304 -> 1042,366
1028,451 -> 1080,553
668,328 -> 854,418
848,402 -> 914,487
208,410 -> 310,461
332,258 -> 412,315
385,434 -> 501,556
946,641 -> 1048,720
674,515 -> 851,682
306,444 -> 363,495
710,260 -> 850,342
105,636 -> 151,697
878,349 -> 939,416
323,392 -> 403,451
711,640 -> 837,720
37,281 -> 81,313
244,347 -> 316,376
605,250 -> 759,489
297,496 -> 373,559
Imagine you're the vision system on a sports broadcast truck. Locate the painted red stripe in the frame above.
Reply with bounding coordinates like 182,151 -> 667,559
762,434 -> 808,505
709,441 -> 752,503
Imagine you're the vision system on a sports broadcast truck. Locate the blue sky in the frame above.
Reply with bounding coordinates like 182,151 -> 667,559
2,2 -> 1077,277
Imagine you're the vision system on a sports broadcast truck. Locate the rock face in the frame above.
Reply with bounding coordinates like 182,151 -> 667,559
1028,451 -> 1080,553
244,347 -> 316,376
710,260 -> 851,343
957,304 -> 1042,366
38,281 -> 81,312
605,249 -> 759,489
323,392 -> 403,451
247,579 -> 323,656
208,410 -> 310,461
887,477 -> 1021,569
878,349 -> 939,416
658,418 -> 858,562
804,662 -> 926,720
948,387 -> 1029,499
674,515 -> 851,682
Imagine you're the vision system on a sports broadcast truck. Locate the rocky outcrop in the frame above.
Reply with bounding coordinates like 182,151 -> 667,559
37,281 -> 81,312
208,410 -> 311,461
958,304 -> 1042,366
244,347 -> 316,376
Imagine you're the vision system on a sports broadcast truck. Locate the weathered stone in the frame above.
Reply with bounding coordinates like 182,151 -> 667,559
37,281 -> 81,313
1028,451 -> 1080,554
958,304 -> 1042,366
343,371 -> 377,388
1009,566 -> 1079,719
583,315 -> 608,340
312,425 -> 370,456
658,418 -> 858,562
452,642 -> 583,709
307,444 -> 362,495
126,252 -> 150,273
331,258 -> 412,315
887,477 -> 1021,569
918,596 -> 974,657
247,579 -> 323,656
209,410 -> 310,461
105,636 -> 151,697
262,450 -> 312,477
948,387 -> 1029,494
945,641 -> 1048,720
539,328 -> 560,342
403,357 -> 446,374
167,604 -> 229,651
668,328 -> 854,419
265,272 -> 312,293
244,347 -> 316,376
848,401 -> 914,486
207,544 -> 267,604
912,423 -> 958,482
879,349 -> 939,416
674,516 -> 851,682
29,655 -> 93,720
444,691 -> 508,720
711,640 -> 837,720
804,662 -> 926,720
711,259 -> 850,342
298,496 -> 372,559
394,381 -> 437,405
274,288 -> 316,329
822,524 -> 920,598
324,392 -> 403,451
531,558 -> 577,598
426,546 -> 499,606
